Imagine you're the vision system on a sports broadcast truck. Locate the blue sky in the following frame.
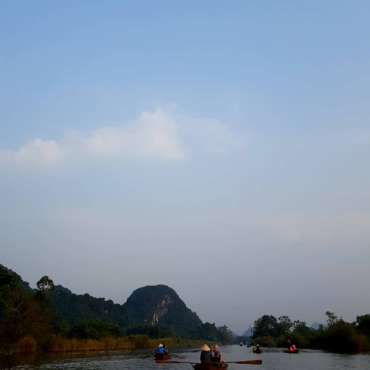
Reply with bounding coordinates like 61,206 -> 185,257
1,1 -> 370,332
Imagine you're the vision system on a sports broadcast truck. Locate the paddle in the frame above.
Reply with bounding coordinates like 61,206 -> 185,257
156,359 -> 262,365
226,360 -> 262,365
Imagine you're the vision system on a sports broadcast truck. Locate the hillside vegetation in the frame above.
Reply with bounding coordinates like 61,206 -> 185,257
0,264 -> 233,354
250,313 -> 370,353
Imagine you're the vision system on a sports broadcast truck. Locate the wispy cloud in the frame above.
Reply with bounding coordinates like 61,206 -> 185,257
0,108 -> 241,169
0,139 -> 64,167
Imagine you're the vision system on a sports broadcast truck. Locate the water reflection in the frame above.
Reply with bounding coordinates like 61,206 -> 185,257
1,345 -> 369,370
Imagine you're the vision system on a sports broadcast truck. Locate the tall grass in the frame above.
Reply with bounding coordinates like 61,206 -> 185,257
14,335 -> 204,354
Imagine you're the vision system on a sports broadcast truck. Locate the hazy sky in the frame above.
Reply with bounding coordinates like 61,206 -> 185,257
1,1 -> 370,333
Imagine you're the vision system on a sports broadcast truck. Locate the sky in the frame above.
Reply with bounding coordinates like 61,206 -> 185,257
1,1 -> 370,333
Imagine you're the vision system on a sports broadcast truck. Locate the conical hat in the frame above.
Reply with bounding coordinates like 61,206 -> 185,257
201,344 -> 210,351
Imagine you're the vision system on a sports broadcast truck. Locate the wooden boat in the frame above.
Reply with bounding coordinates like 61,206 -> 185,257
283,349 -> 299,354
193,364 -> 228,370
154,353 -> 171,361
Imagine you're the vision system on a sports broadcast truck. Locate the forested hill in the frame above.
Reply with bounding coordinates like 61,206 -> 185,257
52,285 -> 129,331
0,264 -> 234,343
0,264 -> 31,291
52,284 -> 214,339
125,285 -> 203,337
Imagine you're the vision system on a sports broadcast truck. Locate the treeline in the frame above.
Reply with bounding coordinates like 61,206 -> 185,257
0,265 -> 234,355
0,268 -> 54,352
250,312 -> 370,353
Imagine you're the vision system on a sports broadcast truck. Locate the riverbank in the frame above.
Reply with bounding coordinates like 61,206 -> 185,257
0,336 -> 205,369
2,335 -> 204,355
48,335 -> 204,353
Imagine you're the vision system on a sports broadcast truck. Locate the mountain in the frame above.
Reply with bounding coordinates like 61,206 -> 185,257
0,264 -> 233,342
51,284 -> 203,338
124,284 -> 202,337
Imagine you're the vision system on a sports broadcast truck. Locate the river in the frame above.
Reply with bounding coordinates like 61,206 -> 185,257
2,345 -> 370,370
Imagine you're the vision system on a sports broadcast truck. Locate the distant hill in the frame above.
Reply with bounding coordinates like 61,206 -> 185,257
51,284 -> 203,338
125,284 -> 202,337
0,264 -> 233,342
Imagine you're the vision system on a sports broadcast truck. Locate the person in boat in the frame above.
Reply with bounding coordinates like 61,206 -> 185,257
253,344 -> 261,353
155,343 -> 166,355
289,343 -> 297,353
211,344 -> 222,362
162,343 -> 168,354
200,344 -> 212,365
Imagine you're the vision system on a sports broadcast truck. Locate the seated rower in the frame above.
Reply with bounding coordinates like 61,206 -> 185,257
253,344 -> 261,353
211,344 -> 222,362
163,343 -> 168,354
155,343 -> 165,355
200,344 -> 212,365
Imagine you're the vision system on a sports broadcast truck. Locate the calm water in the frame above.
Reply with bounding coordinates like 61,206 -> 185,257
3,345 -> 370,370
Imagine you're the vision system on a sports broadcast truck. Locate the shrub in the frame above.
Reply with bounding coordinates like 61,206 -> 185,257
16,336 -> 37,353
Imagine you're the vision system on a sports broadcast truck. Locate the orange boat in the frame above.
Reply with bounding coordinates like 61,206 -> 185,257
283,349 -> 299,354
155,353 -> 171,362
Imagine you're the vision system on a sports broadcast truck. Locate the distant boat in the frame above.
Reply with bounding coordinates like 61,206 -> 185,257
154,353 -> 171,361
239,342 -> 244,346
252,347 -> 262,354
283,349 -> 299,354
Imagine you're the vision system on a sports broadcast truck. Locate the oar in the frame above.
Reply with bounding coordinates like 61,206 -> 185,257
226,360 -> 262,365
156,359 -> 262,365
156,361 -> 195,364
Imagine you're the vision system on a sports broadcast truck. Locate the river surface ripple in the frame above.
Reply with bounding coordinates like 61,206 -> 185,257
6,345 -> 370,370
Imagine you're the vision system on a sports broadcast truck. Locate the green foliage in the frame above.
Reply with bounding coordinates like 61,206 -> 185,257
68,320 -> 121,339
325,311 -> 338,327
252,315 -> 279,338
37,276 -> 54,292
125,285 -> 202,338
356,315 -> 370,337
196,322 -> 234,343
290,321 -> 316,348
320,320 -> 362,353
51,285 -> 128,332
251,312 -> 370,353
5,263 -> 369,355
0,265 -> 234,353
252,315 -> 293,341
0,266 -> 53,352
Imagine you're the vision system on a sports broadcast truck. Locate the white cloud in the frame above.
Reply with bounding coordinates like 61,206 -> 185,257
0,108 -> 240,169
0,139 -> 64,167
81,109 -> 185,160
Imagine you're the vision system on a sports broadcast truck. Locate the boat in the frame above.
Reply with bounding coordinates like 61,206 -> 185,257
283,349 -> 299,354
154,353 -> 171,361
193,364 -> 228,370
252,348 -> 262,354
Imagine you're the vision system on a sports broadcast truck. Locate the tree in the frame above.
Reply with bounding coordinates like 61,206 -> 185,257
37,276 -> 54,292
217,325 -> 235,343
252,315 -> 279,338
277,316 -> 293,336
324,320 -> 360,353
325,311 -> 338,327
356,315 -> 370,337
